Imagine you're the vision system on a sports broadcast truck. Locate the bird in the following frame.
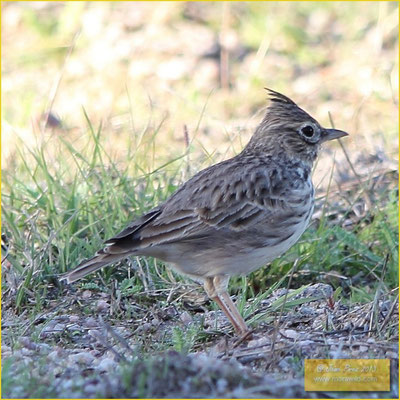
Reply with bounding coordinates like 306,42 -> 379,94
61,89 -> 348,336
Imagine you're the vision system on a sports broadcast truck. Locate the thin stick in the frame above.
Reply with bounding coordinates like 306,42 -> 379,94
328,112 -> 372,209
41,31 -> 80,133
369,254 -> 389,336
378,293 -> 398,335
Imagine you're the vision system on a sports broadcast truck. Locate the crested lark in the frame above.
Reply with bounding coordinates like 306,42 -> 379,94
61,89 -> 348,335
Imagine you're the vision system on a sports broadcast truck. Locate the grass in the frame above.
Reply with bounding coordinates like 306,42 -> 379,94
2,110 -> 397,320
2,112 -> 398,400
2,2 -> 398,398
2,128 -> 183,310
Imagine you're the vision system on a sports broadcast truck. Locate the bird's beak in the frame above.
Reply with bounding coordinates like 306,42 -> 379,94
321,128 -> 349,143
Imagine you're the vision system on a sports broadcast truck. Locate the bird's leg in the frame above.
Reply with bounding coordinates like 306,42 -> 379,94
204,276 -> 249,335
218,290 -> 250,335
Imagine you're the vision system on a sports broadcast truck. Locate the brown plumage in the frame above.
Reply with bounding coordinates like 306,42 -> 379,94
61,89 -> 348,335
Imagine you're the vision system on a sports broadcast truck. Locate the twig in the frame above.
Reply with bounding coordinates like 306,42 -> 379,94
378,293 -> 398,335
89,328 -> 126,363
41,31 -> 80,133
99,315 -> 136,356
328,112 -> 372,209
369,254 -> 389,335
183,124 -> 191,180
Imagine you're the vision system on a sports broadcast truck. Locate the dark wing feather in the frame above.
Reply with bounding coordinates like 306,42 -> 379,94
61,208 -> 162,283
104,208 -> 161,243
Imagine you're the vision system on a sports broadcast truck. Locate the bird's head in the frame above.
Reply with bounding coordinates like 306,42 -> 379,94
243,89 -> 348,164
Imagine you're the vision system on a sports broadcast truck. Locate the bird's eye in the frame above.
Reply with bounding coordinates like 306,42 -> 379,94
298,123 -> 320,144
301,125 -> 314,137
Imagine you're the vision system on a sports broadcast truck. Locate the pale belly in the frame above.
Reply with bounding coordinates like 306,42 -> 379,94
195,215 -> 309,277
148,206 -> 313,279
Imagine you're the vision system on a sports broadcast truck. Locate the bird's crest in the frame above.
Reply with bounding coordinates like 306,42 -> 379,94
263,88 -> 313,123
264,88 -> 297,106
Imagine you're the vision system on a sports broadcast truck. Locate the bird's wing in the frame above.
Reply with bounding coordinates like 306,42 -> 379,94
113,159 -> 304,247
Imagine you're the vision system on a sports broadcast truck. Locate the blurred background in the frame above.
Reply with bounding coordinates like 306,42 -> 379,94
2,1 -> 398,169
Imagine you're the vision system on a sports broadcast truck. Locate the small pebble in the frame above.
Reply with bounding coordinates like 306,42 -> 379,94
278,357 -> 292,371
1,345 -> 12,357
329,350 -> 345,358
88,329 -> 103,341
69,352 -> 95,365
10,349 -> 23,360
137,322 -> 153,333
299,306 -> 315,316
42,320 -> 57,331
82,290 -> 92,299
386,351 -> 398,359
85,383 -> 100,395
299,340 -> 314,346
53,323 -> 66,332
69,315 -> 80,323
21,348 -> 34,356
48,348 -> 65,362
359,345 -> 368,352
53,366 -> 63,375
284,329 -> 298,339
179,311 -> 193,325
96,300 -> 109,312
97,358 -> 116,372
60,380 -> 74,391
20,337 -> 38,351
248,337 -> 270,348
85,317 -> 98,328
38,343 -> 52,354
105,350 -> 120,360
2,345 -> 11,352
216,378 -> 228,393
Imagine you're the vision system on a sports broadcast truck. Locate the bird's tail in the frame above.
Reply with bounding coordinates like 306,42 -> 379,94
61,208 -> 161,284
60,253 -> 127,283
